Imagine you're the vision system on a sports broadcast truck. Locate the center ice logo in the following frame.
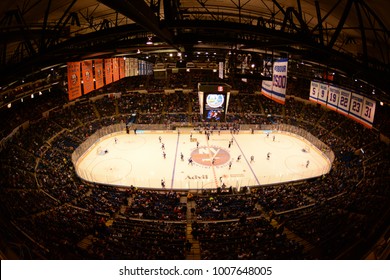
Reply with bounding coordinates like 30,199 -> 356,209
191,146 -> 230,167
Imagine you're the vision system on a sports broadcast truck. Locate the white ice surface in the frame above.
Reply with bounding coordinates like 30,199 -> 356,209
75,130 -> 331,191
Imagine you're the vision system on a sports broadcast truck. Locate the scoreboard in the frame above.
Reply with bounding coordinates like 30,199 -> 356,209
310,80 -> 376,128
198,83 -> 231,122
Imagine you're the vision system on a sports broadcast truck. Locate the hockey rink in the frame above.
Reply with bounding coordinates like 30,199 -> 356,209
75,130 -> 332,191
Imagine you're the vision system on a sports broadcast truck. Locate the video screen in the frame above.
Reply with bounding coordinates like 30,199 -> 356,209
204,93 -> 226,121
206,110 -> 223,121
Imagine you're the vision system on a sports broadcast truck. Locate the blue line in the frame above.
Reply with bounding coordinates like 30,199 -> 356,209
231,134 -> 261,186
170,132 -> 180,189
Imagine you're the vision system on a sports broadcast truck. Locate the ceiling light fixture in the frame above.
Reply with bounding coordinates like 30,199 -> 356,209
146,36 -> 153,45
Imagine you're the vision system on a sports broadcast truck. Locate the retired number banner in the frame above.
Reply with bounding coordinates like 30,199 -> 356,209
327,85 -> 340,111
317,82 -> 328,106
337,89 -> 351,116
309,81 -> 376,128
309,81 -> 319,102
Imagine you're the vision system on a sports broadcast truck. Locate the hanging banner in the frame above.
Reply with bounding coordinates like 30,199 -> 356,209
337,89 -> 351,116
327,85 -> 340,111
309,80 -> 376,129
125,58 -> 130,77
113,57 -> 120,82
119,58 -> 126,79
261,58 -> 288,104
104,58 -> 113,85
349,92 -> 364,123
261,80 -> 273,101
81,60 -> 94,95
271,58 -> 288,104
360,97 -> 376,128
309,81 -> 319,102
67,61 -> 82,101
130,58 -> 138,76
317,82 -> 328,106
94,59 -> 104,89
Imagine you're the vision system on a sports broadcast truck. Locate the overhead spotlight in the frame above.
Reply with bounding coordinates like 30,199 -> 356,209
31,94 -> 34,98
137,49 -> 141,54
7,103 -> 11,108
380,101 -> 384,106
146,36 -> 153,45
39,91 -> 42,95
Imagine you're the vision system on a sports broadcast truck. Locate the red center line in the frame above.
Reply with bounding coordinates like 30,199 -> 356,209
205,133 -> 219,188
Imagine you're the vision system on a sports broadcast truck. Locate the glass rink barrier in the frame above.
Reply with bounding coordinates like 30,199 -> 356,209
72,123 -> 334,191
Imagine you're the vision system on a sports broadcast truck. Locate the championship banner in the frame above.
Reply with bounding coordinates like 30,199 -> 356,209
94,59 -> 104,89
337,89 -> 351,116
271,58 -> 288,104
119,58 -> 125,79
81,60 -> 94,95
104,58 -> 113,85
67,61 -> 82,101
113,57 -> 120,82
261,80 -> 273,100
327,85 -> 340,111
309,81 -> 319,102
317,82 -> 328,106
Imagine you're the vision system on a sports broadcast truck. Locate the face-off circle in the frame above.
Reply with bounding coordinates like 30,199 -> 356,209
191,145 -> 230,167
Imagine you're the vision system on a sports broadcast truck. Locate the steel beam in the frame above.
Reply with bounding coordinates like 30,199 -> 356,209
39,0 -> 52,53
98,0 -> 175,46
354,0 -> 367,65
328,0 -> 354,49
314,0 -> 324,45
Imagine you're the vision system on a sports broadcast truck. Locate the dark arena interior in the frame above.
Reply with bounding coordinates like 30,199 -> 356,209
0,0 -> 390,261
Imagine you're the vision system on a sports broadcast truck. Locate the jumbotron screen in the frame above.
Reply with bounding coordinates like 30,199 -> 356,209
204,93 -> 226,121
198,83 -> 231,122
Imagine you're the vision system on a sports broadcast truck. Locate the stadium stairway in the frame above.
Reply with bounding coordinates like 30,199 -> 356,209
255,202 -> 315,255
185,199 -> 201,260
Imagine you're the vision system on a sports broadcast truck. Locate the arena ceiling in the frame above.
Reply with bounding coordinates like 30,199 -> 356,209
0,0 -> 389,101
